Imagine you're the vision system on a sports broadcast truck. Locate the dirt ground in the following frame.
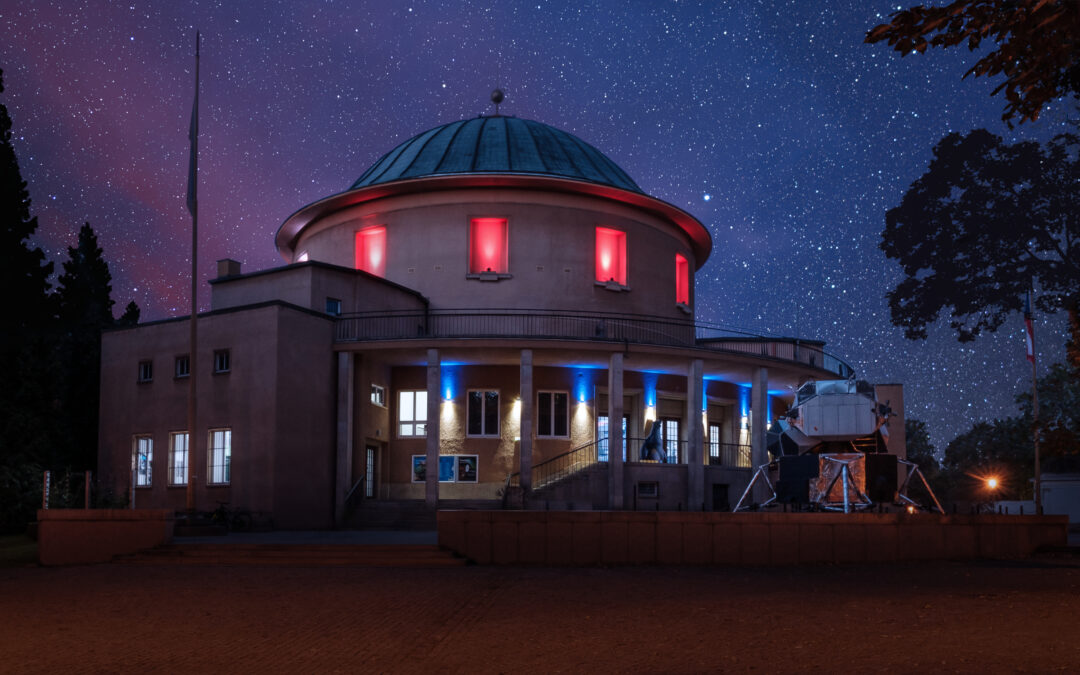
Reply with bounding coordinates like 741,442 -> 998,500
2,557 -> 1079,674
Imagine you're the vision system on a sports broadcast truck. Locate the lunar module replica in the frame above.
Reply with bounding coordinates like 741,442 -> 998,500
735,379 -> 942,513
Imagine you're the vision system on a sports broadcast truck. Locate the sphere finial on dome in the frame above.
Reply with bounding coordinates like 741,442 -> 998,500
491,88 -> 505,115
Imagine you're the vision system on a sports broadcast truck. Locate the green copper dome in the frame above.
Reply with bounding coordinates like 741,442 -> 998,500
351,116 -> 642,193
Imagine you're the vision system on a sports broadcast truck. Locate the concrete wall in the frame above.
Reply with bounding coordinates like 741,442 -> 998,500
292,189 -> 697,319
437,510 -> 1069,565
98,304 -> 337,528
37,509 -> 174,565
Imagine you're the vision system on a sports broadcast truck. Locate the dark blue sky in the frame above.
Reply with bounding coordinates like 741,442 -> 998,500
0,1 -> 1070,451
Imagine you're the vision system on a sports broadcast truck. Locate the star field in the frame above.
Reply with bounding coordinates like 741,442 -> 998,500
0,0 -> 1070,451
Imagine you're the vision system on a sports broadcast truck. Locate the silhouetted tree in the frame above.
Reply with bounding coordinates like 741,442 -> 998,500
1016,362 -> 1080,466
0,67 -> 56,469
118,300 -> 140,327
944,417 -> 1034,499
866,0 -> 1080,125
880,129 -> 1080,368
55,223 -> 119,469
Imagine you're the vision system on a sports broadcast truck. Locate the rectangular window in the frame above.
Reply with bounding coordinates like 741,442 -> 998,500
469,217 -> 508,274
168,432 -> 188,486
398,390 -> 428,437
597,415 -> 628,462
365,447 -> 375,498
467,390 -> 500,436
326,297 -> 342,316
675,253 -> 690,304
207,429 -> 231,485
213,349 -> 230,374
371,384 -> 386,407
133,436 -> 152,487
708,423 -> 721,461
661,418 -> 681,464
355,226 -> 387,277
595,227 -> 627,285
537,391 -> 569,437
138,360 -> 153,383
174,355 -> 190,379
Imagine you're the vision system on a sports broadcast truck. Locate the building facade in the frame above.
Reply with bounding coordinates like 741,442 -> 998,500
99,115 -> 882,529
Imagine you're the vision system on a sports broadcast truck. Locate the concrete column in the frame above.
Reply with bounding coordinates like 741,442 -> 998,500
607,352 -> 624,510
519,349 -> 534,494
751,366 -> 769,468
686,359 -> 704,511
425,349 -> 440,510
334,352 -> 356,526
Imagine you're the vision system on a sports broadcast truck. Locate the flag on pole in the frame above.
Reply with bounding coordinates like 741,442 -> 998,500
1024,290 -> 1035,363
186,31 -> 200,216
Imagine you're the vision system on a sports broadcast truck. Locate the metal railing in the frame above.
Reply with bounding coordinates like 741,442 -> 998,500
335,308 -> 854,377
507,438 -> 604,492
707,443 -> 753,469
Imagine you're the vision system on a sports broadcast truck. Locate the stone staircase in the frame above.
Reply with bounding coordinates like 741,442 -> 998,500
344,498 -> 502,530
114,542 -> 467,567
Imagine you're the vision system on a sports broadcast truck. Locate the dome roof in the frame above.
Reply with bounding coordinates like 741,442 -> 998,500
351,116 -> 642,193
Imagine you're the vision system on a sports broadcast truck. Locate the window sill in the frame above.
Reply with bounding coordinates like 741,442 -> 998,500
465,434 -> 501,439
174,374 -> 190,380
213,370 -> 230,376
466,272 -> 512,282
595,280 -> 630,292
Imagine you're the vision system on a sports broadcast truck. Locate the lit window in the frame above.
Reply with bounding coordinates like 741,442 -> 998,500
675,253 -> 689,304
355,226 -> 386,277
133,436 -> 152,487
662,418 -> 681,464
537,391 -> 569,437
138,360 -> 153,383
213,349 -> 230,374
467,390 -> 500,437
371,384 -> 386,407
595,227 -> 627,285
169,432 -> 188,486
709,423 -> 720,461
469,217 -> 508,274
326,297 -> 342,316
398,390 -> 428,437
174,355 -> 190,379
208,429 -> 231,485
597,415 -> 627,462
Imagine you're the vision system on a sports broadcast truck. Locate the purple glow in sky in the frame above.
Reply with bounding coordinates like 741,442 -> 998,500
0,1 -> 1070,449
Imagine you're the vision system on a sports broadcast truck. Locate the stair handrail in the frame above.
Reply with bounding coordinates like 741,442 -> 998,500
344,474 -> 366,516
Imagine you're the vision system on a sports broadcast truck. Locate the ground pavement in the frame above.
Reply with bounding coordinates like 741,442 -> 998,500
2,546 -> 1079,674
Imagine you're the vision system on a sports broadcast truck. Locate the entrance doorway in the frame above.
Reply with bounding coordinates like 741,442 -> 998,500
365,445 -> 377,499
712,484 -> 730,512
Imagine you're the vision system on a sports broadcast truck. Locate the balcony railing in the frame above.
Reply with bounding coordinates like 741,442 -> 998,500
335,308 -> 854,378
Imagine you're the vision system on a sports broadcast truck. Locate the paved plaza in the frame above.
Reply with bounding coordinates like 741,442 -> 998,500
2,553 -> 1079,673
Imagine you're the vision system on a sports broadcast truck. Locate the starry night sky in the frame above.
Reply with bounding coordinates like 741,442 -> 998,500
0,1 -> 1070,452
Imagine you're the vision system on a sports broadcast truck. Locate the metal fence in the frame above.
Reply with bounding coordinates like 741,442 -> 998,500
335,308 -> 855,377
707,443 -> 753,469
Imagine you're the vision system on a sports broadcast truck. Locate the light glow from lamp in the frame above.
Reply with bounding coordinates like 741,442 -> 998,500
675,253 -> 689,304
355,226 -> 386,277
469,218 -> 508,273
595,227 -> 626,284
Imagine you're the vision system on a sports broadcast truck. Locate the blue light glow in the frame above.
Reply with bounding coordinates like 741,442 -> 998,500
738,385 -> 750,418
441,366 -> 458,400
642,372 -> 658,409
575,371 -> 590,403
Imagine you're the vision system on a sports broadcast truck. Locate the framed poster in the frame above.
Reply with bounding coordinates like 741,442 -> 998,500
456,455 -> 478,483
411,456 -> 426,482
438,456 -> 456,482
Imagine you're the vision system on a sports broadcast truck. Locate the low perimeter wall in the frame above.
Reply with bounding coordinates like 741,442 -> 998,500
437,510 -> 1069,565
37,509 -> 175,566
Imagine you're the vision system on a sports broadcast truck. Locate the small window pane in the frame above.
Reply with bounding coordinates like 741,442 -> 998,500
484,391 -> 499,435
553,393 -> 568,437
467,391 -> 482,435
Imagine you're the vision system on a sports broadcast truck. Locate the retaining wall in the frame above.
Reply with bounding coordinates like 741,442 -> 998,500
437,510 -> 1069,565
37,509 -> 175,565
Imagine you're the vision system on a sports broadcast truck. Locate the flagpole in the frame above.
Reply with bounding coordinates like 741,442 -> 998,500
186,30 -> 200,512
1025,288 -> 1041,514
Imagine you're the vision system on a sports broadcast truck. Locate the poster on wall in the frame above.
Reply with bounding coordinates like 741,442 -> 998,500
457,455 -> 478,482
411,456 -> 426,482
438,456 -> 456,482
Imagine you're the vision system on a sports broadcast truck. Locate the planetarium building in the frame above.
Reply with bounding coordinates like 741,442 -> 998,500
99,113 -> 886,529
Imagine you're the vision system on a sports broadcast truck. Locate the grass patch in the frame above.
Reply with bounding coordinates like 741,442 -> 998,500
0,534 -> 37,567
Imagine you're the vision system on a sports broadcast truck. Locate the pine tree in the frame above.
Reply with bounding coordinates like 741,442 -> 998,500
55,223 -> 123,469
0,67 -> 56,470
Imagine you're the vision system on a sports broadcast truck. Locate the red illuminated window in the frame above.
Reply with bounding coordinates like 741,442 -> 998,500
675,253 -> 689,304
595,227 -> 626,285
355,226 -> 386,277
469,218 -> 508,274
